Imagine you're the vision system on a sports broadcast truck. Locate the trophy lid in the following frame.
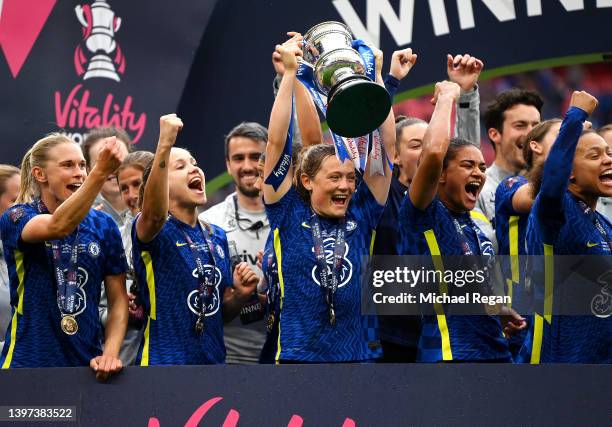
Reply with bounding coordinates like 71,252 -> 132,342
326,78 -> 391,138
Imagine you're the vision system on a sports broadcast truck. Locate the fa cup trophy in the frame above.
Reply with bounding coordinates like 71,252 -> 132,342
75,0 -> 123,82
301,22 -> 391,138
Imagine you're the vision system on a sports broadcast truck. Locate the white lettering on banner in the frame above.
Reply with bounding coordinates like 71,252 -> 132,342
332,0 -> 415,46
428,0 -> 450,36
273,153 -> 291,178
332,0 -> 597,47
61,132 -> 88,145
527,0 -> 584,16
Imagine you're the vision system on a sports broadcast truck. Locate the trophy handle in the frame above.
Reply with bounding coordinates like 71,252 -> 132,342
75,5 -> 89,28
114,16 -> 122,32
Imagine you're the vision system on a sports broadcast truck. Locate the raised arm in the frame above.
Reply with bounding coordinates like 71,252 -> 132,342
385,47 -> 417,100
537,91 -> 597,219
21,138 -> 123,243
447,54 -> 483,146
409,81 -> 461,210
361,47 -> 396,205
136,114 -> 183,243
264,37 -> 302,204
295,66 -> 323,148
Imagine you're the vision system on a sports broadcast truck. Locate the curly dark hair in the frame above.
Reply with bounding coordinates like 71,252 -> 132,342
484,89 -> 544,149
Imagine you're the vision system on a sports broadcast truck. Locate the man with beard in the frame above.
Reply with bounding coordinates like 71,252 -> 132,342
475,89 -> 543,244
199,122 -> 269,364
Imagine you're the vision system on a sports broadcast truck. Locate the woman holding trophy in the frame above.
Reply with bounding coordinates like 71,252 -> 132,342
262,33 -> 396,363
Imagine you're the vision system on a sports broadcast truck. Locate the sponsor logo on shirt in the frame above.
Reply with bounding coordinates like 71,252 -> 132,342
311,238 -> 353,288
57,267 -> 89,316
187,265 -> 222,316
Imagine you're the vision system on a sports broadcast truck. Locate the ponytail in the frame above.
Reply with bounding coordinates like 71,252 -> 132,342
15,133 -> 74,205
16,149 -> 35,204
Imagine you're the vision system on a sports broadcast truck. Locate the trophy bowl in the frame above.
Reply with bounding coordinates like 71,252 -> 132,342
302,21 -> 390,138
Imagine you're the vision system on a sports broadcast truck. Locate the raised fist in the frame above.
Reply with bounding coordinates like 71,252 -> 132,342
95,136 -> 124,176
159,114 -> 183,147
570,91 -> 598,116
389,48 -> 417,80
447,53 -> 484,93
275,32 -> 304,72
431,80 -> 461,105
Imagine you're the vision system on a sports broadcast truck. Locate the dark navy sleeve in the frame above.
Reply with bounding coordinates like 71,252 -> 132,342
398,194 -> 434,255
495,176 -> 528,216
102,214 -> 128,276
352,181 -> 385,231
537,107 -> 588,221
384,74 -> 401,101
264,187 -> 301,230
0,204 -> 38,253
131,213 -> 163,253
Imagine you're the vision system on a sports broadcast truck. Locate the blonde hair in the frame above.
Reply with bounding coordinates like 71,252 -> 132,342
17,133 -> 75,204
0,164 -> 20,196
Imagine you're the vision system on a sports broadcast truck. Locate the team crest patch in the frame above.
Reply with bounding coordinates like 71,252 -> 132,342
216,244 -> 225,259
8,207 -> 24,223
88,241 -> 101,257
346,220 -> 357,232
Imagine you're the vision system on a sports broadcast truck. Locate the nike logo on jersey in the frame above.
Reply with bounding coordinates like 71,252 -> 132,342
587,242 -> 599,248
176,241 -> 189,247
301,222 -> 311,229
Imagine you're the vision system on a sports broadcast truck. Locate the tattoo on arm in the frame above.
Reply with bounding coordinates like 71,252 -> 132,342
159,160 -> 166,168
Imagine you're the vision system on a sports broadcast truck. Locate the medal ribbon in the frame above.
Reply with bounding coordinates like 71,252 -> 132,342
171,217 -> 218,331
51,231 -> 80,316
450,212 -> 496,295
309,212 -> 346,325
37,199 -> 81,319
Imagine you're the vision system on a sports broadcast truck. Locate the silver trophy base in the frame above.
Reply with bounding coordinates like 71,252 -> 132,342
83,54 -> 120,82
327,76 -> 391,138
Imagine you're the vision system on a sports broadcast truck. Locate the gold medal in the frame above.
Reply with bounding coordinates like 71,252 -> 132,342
266,313 -> 275,332
61,315 -> 78,335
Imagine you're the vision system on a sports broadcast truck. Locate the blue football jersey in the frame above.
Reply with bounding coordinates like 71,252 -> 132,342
495,175 -> 531,361
0,201 -> 127,368
373,170 -> 421,350
132,216 -> 231,365
495,175 -> 529,257
523,191 -> 612,363
259,235 -> 280,364
399,196 -> 511,362
265,184 -> 383,362
521,106 -> 612,364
